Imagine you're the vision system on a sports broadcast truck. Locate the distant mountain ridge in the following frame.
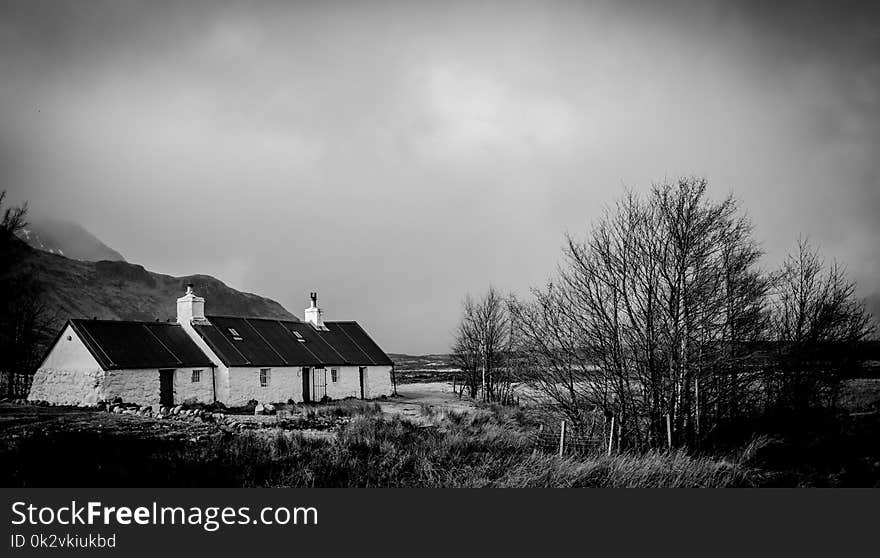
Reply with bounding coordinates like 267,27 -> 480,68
16,239 -> 297,327
16,219 -> 126,262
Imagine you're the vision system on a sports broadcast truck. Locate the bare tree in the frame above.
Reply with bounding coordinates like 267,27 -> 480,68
512,178 -> 770,449
451,286 -> 514,403
767,238 -> 875,411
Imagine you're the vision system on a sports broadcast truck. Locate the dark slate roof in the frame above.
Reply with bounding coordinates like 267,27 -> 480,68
191,316 -> 393,368
68,319 -> 215,371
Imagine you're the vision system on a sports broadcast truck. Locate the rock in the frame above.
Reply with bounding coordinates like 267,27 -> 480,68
254,403 -> 265,415
112,406 -> 123,414
264,403 -> 275,413
172,405 -> 182,415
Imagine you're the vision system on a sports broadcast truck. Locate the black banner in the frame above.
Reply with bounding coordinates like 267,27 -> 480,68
1,489 -> 876,557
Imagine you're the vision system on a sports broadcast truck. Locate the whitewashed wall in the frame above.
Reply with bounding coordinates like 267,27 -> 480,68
364,365 -> 394,398
222,365 -> 392,405
28,325 -> 104,405
324,366 -> 362,400
322,366 -> 391,399
226,366 -> 303,406
175,367 -> 217,405
177,321 -> 229,403
81,366 -> 213,407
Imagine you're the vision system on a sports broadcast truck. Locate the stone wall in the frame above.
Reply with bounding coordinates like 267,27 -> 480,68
174,367 -> 216,405
102,367 -> 215,407
28,367 -> 103,406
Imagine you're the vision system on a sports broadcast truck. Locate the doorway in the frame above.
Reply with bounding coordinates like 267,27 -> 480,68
312,368 -> 327,401
159,369 -> 175,407
302,367 -> 311,403
359,367 -> 366,399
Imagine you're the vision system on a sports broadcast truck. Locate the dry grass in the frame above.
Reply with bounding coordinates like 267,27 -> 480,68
301,399 -> 383,420
0,402 -> 761,487
220,406 -> 760,487
492,451 -> 757,488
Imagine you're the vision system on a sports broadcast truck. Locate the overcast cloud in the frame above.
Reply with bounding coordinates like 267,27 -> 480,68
1,0 -> 878,353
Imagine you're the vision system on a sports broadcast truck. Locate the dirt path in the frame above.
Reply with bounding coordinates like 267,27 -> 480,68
380,382 -> 478,422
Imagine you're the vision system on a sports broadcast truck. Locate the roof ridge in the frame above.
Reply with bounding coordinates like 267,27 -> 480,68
71,318 -> 180,326
205,314 -> 301,323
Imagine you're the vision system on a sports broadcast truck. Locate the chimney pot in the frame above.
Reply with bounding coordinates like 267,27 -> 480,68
304,292 -> 326,329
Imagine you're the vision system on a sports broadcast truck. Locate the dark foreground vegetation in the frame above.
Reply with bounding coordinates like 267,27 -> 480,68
2,394 -> 878,487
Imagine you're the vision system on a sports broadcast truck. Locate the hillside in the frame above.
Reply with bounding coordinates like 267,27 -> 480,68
16,219 -> 126,262
18,242 -> 297,325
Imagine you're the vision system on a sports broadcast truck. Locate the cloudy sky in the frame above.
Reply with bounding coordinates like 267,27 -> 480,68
1,0 -> 878,353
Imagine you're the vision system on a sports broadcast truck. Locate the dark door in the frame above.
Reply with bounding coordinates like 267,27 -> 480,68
159,369 -> 175,407
302,367 -> 311,403
359,367 -> 366,399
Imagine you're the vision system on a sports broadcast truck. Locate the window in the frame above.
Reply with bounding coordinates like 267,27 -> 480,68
229,328 -> 242,340
260,368 -> 270,387
191,370 -> 201,383
293,330 -> 306,343
331,368 -> 338,383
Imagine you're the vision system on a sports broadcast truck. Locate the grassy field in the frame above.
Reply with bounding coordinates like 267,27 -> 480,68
2,379 -> 879,487
0,401 -> 759,487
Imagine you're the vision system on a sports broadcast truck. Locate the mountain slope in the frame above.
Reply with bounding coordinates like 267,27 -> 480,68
19,243 -> 297,324
16,219 -> 126,262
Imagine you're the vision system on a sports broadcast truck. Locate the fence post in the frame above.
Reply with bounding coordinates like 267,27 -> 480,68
558,420 -> 566,457
607,416 -> 615,456
666,414 -> 673,450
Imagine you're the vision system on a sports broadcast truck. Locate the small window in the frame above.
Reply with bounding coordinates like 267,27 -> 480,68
229,328 -> 242,340
331,368 -> 338,383
260,368 -> 270,387
191,370 -> 201,383
293,330 -> 306,343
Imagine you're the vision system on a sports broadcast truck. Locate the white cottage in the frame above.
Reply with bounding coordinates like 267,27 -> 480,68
28,288 -> 395,407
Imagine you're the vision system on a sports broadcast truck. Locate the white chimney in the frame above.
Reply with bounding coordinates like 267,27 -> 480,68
304,292 -> 327,330
177,283 -> 206,324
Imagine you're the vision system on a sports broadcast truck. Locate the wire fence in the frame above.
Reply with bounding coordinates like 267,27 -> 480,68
530,421 -> 606,457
